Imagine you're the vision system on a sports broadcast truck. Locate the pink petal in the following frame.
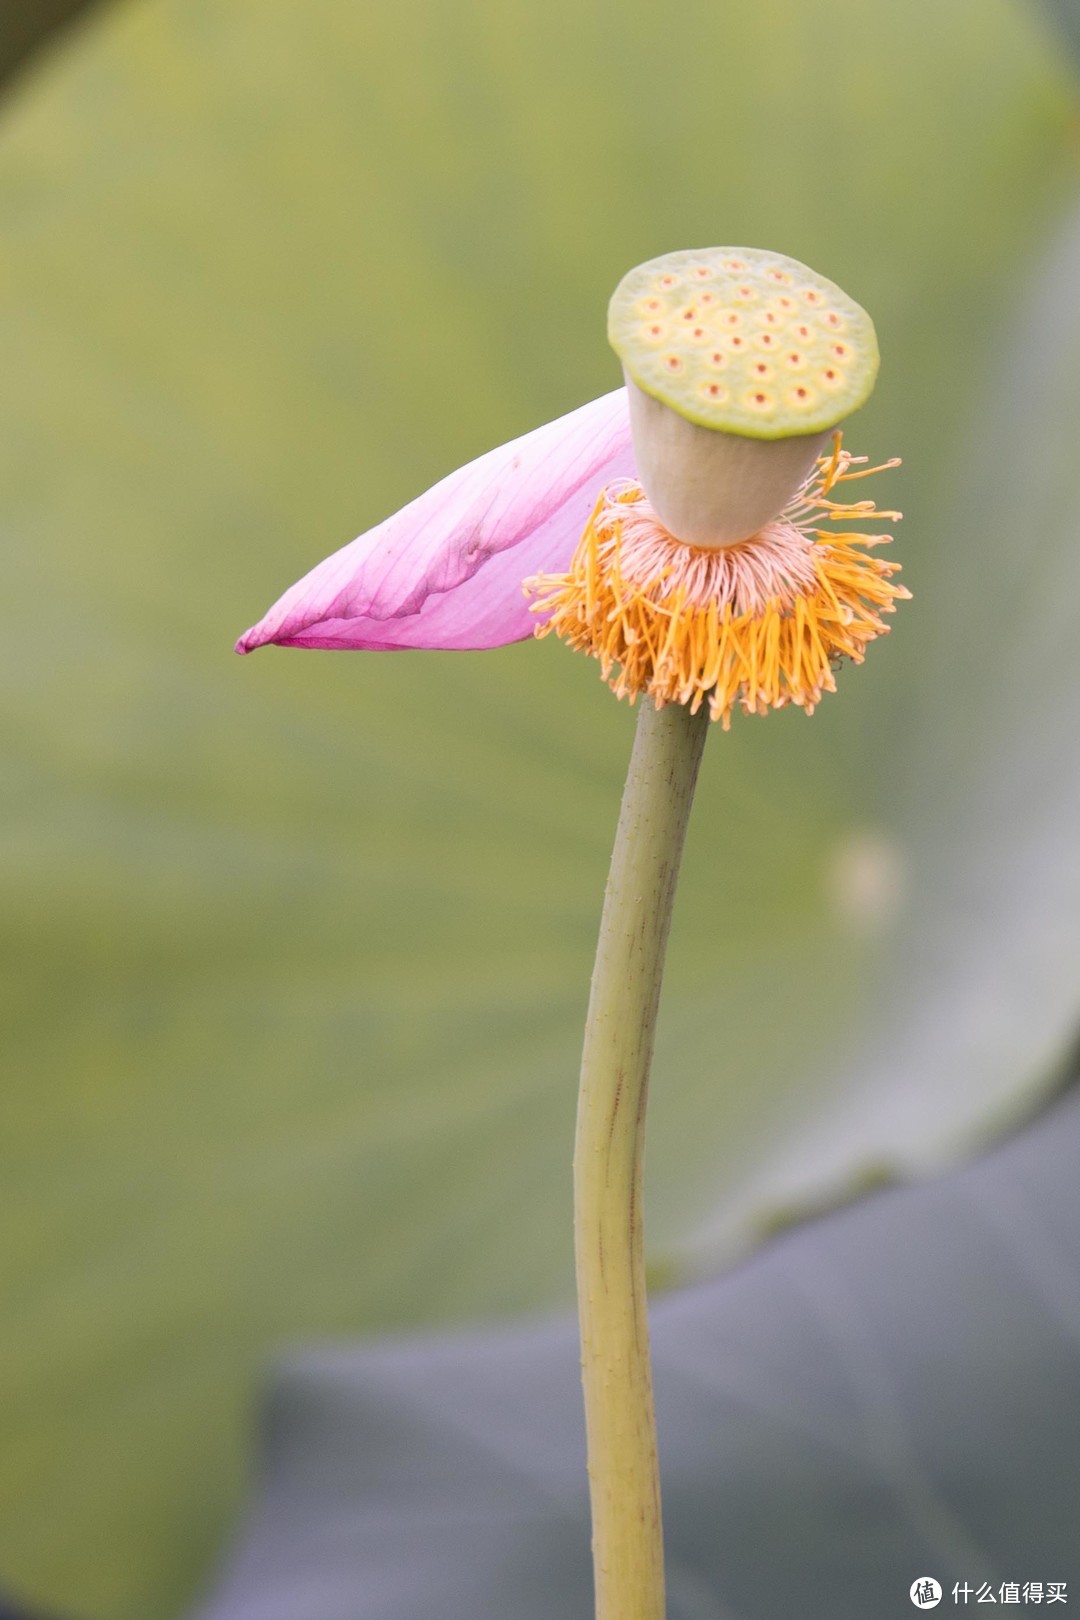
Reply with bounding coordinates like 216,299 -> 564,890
236,388 -> 634,654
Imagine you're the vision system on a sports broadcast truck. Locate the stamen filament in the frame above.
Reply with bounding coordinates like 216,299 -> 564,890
524,435 -> 907,728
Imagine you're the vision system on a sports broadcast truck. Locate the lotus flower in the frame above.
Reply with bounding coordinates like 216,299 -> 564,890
238,247 -> 904,727
237,246 -> 907,1620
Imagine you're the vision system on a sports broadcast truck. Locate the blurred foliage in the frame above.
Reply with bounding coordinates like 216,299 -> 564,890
0,0 -> 1079,1616
0,0 -> 97,91
1041,0 -> 1080,62
196,1086 -> 1080,1620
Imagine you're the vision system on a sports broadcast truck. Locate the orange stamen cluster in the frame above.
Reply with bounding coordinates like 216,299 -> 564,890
524,436 -> 906,728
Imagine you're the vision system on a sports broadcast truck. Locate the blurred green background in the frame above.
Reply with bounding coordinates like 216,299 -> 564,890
3,1 -> 1080,1616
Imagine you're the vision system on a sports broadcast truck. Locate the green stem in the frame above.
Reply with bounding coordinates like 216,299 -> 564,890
574,697 -> 710,1620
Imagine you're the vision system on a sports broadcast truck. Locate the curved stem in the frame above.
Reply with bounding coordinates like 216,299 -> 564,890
574,697 -> 709,1620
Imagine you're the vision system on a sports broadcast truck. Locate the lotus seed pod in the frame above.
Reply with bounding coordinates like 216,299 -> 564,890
608,246 -> 880,547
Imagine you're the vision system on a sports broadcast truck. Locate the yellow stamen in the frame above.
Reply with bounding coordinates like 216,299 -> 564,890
523,434 -> 907,729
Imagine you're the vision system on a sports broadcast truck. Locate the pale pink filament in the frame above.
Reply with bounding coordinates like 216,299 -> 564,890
602,482 -> 820,616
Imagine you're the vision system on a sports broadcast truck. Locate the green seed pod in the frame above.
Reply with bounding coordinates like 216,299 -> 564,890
608,245 -> 879,440
607,247 -> 880,547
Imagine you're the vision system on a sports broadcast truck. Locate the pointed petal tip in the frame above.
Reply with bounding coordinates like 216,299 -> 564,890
229,390 -> 634,657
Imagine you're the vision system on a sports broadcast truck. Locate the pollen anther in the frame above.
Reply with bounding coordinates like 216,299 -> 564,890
524,437 -> 906,729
